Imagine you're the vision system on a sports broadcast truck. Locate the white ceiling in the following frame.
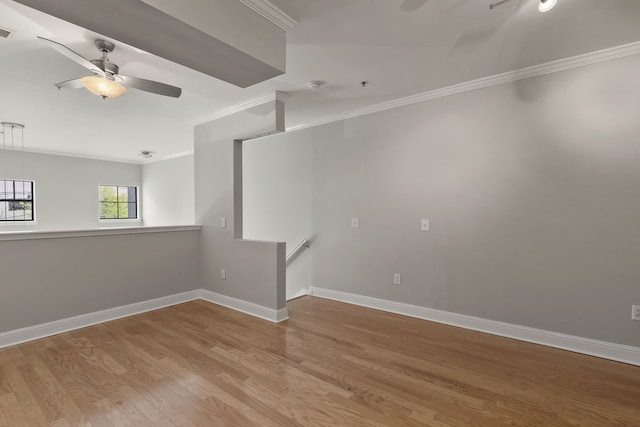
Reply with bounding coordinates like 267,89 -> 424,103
2,0 -> 640,163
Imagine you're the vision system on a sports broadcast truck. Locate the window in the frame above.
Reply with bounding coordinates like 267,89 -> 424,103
99,185 -> 138,220
0,179 -> 34,221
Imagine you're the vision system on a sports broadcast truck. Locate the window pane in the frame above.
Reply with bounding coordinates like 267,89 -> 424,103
127,187 -> 137,203
14,181 -> 24,199
23,201 -> 33,220
99,186 -> 117,202
0,201 -> 7,220
24,181 -> 33,200
100,202 -> 118,219
2,181 -> 14,199
126,202 -> 137,219
117,186 -> 129,203
13,181 -> 31,200
118,203 -> 129,219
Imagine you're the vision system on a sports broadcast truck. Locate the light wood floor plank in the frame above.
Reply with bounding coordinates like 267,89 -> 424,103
1,296 -> 639,426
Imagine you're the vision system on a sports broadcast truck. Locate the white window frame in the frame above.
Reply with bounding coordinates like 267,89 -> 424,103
98,184 -> 141,224
0,178 -> 37,225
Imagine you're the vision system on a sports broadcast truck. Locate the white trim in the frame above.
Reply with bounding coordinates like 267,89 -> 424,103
236,0 -> 297,31
193,91 -> 290,126
0,291 -> 201,349
2,286 -> 635,366
98,218 -> 142,224
0,289 -> 288,348
12,146 -> 143,165
309,287 -> 640,367
200,289 -> 289,323
0,225 -> 201,242
13,146 -> 195,165
275,307 -> 289,322
287,288 -> 311,301
143,150 -> 195,165
286,40 -> 640,133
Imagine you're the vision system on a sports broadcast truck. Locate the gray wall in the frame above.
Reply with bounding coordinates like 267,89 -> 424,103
0,229 -> 200,333
0,150 -> 142,231
195,100 -> 287,311
242,54 -> 640,347
142,154 -> 195,226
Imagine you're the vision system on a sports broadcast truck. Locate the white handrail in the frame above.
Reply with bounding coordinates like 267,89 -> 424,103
286,238 -> 310,264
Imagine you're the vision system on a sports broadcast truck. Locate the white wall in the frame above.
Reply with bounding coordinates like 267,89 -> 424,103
0,150 -> 141,231
243,129 -> 314,300
241,54 -> 640,347
142,154 -> 195,226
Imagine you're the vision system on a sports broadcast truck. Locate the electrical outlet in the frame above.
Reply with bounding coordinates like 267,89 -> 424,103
221,269 -> 226,280
393,273 -> 401,285
220,217 -> 226,229
632,305 -> 640,321
351,218 -> 360,228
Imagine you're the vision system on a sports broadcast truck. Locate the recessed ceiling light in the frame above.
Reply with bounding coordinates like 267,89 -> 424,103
538,0 -> 557,13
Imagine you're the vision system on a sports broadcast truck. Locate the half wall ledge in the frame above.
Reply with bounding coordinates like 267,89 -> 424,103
0,225 -> 202,242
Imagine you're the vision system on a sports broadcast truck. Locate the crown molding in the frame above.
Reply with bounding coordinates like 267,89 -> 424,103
286,40 -> 640,133
0,146 -> 143,165
193,91 -> 290,126
236,0 -> 297,31
142,150 -> 195,165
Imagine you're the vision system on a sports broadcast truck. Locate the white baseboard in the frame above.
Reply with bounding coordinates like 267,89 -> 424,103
287,288 -> 311,301
0,290 -> 201,349
0,289 -> 290,349
200,289 -> 289,323
309,286 -> 640,366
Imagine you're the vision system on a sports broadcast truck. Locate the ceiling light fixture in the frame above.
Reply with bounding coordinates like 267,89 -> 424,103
138,150 -> 153,159
307,81 -> 323,90
80,75 -> 127,99
538,0 -> 557,13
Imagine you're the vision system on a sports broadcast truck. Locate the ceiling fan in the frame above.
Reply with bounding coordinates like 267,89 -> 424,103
38,37 -> 182,99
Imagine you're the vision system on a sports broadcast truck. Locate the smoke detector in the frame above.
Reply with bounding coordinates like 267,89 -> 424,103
138,150 -> 153,159
307,80 -> 323,90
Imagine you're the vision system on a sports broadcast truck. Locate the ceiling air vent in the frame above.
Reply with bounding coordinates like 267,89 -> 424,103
0,27 -> 14,39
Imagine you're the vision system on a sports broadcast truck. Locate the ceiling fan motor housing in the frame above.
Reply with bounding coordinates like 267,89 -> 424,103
90,59 -> 119,75
95,39 -> 115,53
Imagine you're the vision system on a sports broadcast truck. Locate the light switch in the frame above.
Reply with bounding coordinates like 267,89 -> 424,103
421,219 -> 430,231
221,217 -> 226,229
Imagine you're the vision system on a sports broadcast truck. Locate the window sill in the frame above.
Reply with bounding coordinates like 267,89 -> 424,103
0,225 -> 201,242
99,218 -> 142,224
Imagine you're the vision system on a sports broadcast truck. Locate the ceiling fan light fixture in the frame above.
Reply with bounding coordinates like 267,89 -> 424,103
538,0 -> 557,13
81,75 -> 127,99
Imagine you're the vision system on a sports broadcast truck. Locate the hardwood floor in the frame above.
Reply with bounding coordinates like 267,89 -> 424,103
0,296 -> 639,426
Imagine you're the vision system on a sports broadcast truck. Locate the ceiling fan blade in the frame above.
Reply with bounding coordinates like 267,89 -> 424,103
400,0 -> 429,12
37,36 -> 105,76
54,78 -> 84,89
119,75 -> 182,98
